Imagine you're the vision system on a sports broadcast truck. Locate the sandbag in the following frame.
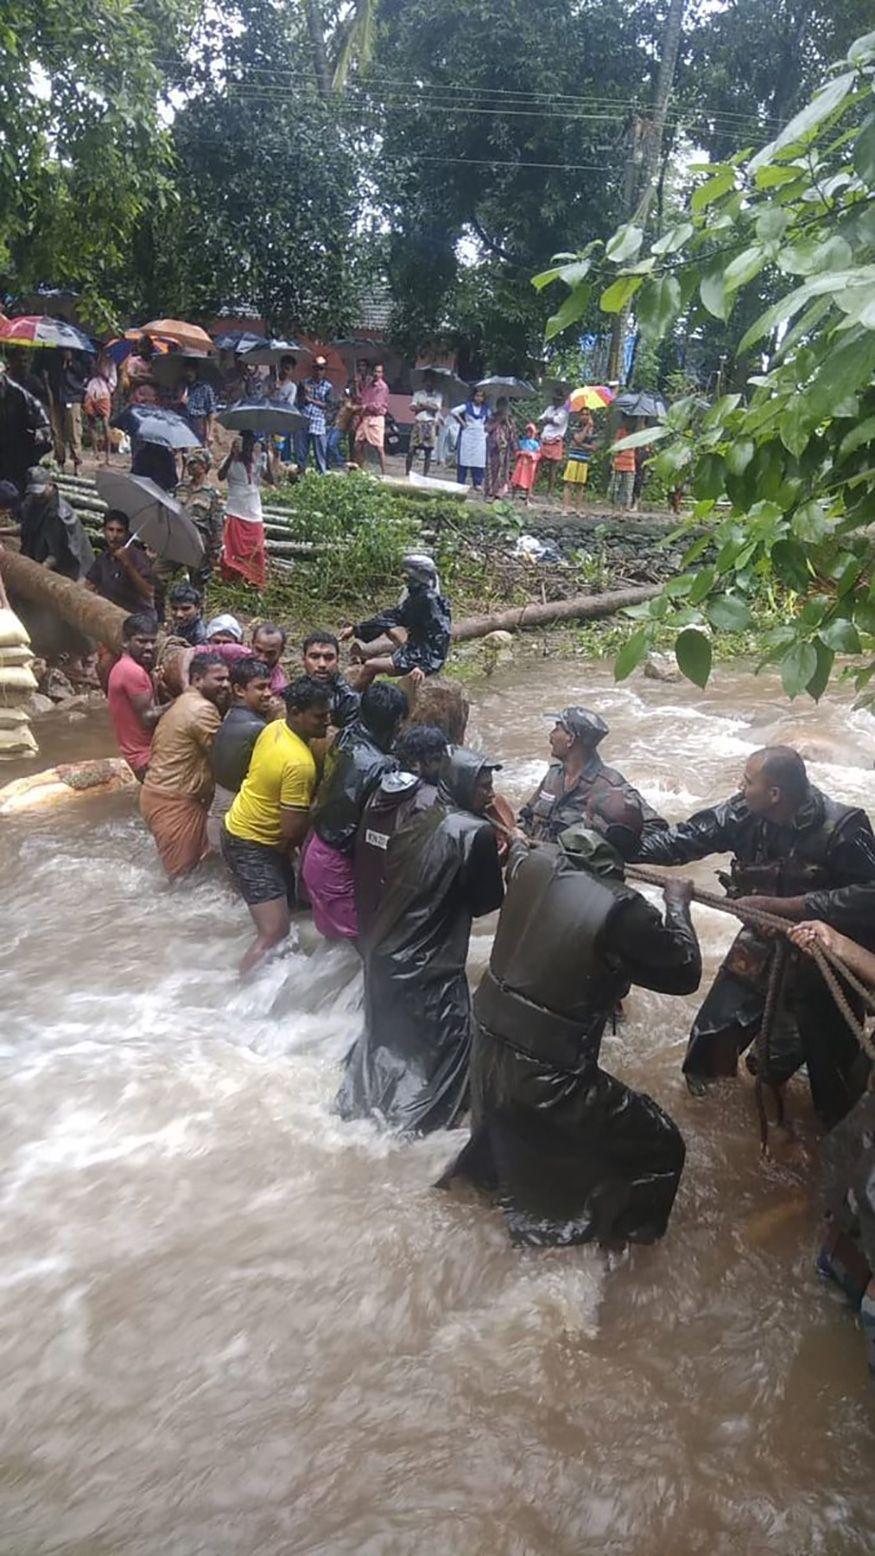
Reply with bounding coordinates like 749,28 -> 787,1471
0,725 -> 38,758
0,646 -> 35,668
0,607 -> 31,649
0,665 -> 39,695
0,708 -> 29,728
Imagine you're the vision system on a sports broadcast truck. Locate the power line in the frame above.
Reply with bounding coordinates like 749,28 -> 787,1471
157,58 -> 783,130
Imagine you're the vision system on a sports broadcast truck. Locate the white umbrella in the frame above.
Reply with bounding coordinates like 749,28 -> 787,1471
95,470 -> 204,568
475,375 -> 534,401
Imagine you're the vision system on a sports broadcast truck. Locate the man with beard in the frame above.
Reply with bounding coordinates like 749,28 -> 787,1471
519,706 -> 665,846
301,629 -> 360,729
635,745 -> 875,1128
337,746 -> 504,1135
440,793 -> 701,1247
139,651 -> 231,879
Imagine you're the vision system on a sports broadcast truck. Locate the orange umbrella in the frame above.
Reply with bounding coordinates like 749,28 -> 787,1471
140,319 -> 214,354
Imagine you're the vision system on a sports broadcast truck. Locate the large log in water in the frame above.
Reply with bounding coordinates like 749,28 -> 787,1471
358,583 -> 663,659
0,549 -> 127,652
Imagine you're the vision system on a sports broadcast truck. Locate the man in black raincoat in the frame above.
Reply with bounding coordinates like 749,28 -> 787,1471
635,745 -> 875,1128
0,362 -> 51,493
302,681 -> 407,940
354,724 -> 448,942
519,705 -> 666,847
19,466 -> 94,579
341,553 -> 452,687
337,746 -> 504,1134
440,793 -> 701,1246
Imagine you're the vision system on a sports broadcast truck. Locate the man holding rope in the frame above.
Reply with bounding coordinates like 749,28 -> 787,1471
634,746 -> 875,1129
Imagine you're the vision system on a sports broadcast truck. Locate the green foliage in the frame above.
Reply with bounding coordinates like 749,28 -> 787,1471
540,29 -> 875,702
0,0 -> 196,324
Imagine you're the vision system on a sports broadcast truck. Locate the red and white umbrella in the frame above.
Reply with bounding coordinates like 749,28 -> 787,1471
0,315 -> 95,353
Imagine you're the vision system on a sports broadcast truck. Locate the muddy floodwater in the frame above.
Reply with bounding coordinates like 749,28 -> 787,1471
1,659 -> 874,1555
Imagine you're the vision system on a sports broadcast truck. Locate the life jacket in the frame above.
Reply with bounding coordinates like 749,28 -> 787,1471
354,772 -> 438,942
726,787 -> 863,898
474,841 -> 636,1071
522,756 -> 662,842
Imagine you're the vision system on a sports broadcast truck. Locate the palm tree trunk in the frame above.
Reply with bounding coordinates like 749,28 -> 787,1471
304,0 -> 332,100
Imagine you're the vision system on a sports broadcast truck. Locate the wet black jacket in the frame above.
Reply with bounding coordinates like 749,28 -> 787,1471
329,674 -> 360,730
354,582 -> 452,676
212,705 -> 266,792
635,786 -> 875,942
519,753 -> 666,847
439,834 -> 700,1247
337,747 -> 504,1134
0,376 -> 50,490
312,718 -> 398,854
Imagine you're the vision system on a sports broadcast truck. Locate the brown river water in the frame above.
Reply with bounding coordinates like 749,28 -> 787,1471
1,658 -> 874,1555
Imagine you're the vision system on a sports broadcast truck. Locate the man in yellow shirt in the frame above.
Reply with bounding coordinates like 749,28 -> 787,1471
222,675 -> 330,974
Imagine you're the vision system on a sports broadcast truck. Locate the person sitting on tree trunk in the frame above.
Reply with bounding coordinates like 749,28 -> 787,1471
340,554 -> 451,689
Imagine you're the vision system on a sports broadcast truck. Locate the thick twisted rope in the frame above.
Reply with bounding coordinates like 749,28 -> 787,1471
625,862 -> 875,1147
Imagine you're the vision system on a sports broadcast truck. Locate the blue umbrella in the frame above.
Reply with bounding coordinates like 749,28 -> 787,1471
111,405 -> 203,450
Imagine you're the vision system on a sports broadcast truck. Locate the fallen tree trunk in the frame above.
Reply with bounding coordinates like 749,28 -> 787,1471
0,549 -> 127,652
358,583 -> 663,658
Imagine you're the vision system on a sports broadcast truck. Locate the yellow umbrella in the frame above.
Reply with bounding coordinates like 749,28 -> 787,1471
567,385 -> 616,411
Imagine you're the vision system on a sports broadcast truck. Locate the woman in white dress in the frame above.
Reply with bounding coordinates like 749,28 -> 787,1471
218,432 -> 276,589
452,386 -> 489,489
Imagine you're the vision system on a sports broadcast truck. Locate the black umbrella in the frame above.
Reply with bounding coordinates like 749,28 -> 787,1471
333,338 -> 385,365
152,354 -> 224,391
112,405 -> 203,450
410,365 -> 470,402
95,470 -> 204,568
239,338 -> 312,367
614,390 -> 668,420
475,375 -> 535,401
212,331 -> 270,354
218,399 -> 308,435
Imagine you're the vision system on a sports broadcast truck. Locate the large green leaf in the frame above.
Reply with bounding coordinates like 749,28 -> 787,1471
707,594 -> 752,632
723,244 -> 766,293
755,206 -> 790,243
806,639 -> 835,702
545,282 -> 591,340
749,71 -> 856,172
599,274 -> 642,314
675,628 -> 712,688
691,167 -> 735,212
725,438 -> 754,475
754,164 -> 804,190
605,224 -> 643,264
820,617 -> 862,653
770,539 -> 810,590
651,222 -> 694,256
700,267 -> 728,321
611,424 -> 673,451
635,274 -> 681,340
791,499 -> 831,542
780,640 -> 818,699
614,627 -> 651,682
839,415 -> 875,458
854,114 -> 875,185
689,565 -> 716,605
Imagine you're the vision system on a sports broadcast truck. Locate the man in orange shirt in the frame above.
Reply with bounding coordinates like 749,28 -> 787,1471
608,423 -> 637,509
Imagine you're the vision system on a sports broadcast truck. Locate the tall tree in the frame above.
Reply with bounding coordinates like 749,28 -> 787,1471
0,0 -> 196,324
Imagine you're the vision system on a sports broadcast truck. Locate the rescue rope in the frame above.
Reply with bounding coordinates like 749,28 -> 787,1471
625,863 -> 875,1146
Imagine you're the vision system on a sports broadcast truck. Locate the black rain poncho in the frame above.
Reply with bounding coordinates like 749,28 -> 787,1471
635,786 -> 875,1127
354,580 -> 452,676
439,828 -> 702,1246
354,771 -> 440,945
312,719 -> 398,854
337,747 -> 504,1134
